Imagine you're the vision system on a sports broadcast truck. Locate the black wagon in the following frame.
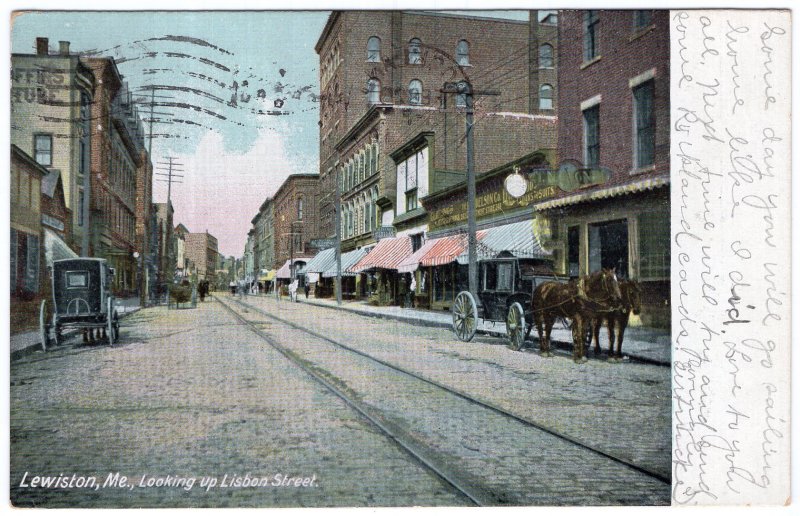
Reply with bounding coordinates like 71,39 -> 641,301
39,258 -> 120,350
451,254 -> 566,349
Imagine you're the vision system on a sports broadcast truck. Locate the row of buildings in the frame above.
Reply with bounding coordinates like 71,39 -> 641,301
10,38 -> 229,326
245,9 -> 670,327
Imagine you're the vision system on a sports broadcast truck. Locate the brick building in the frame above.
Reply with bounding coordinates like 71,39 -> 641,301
83,57 -> 144,294
184,231 -> 219,282
536,9 -> 670,327
11,38 -> 94,254
10,145 -> 47,303
272,174 -> 319,270
315,11 -> 559,256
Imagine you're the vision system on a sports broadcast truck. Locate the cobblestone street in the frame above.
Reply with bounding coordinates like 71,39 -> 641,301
10,295 -> 670,507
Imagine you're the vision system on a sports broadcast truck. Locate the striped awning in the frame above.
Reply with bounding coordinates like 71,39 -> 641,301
303,247 -> 337,273
322,248 -> 368,277
421,232 -> 488,268
457,220 -> 551,262
534,175 -> 669,211
397,239 -> 438,273
348,236 -> 413,273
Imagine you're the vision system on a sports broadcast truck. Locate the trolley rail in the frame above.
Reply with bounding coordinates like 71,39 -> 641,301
217,294 -> 671,492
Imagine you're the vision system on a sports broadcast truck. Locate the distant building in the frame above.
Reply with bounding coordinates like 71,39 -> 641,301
10,145 -> 47,300
185,231 -> 219,282
272,174 -> 319,270
174,223 -> 190,278
153,202 -> 175,286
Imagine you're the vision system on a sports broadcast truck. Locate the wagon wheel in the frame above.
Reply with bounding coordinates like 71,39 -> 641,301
506,302 -> 526,351
107,298 -> 117,347
452,291 -> 478,342
39,299 -> 49,352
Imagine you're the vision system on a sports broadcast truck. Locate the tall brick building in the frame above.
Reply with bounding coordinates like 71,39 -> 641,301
272,174 -> 319,269
11,38 -> 94,254
536,9 -> 670,327
315,11 -> 558,254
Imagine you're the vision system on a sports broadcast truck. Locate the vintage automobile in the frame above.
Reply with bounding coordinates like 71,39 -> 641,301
451,253 -> 567,349
39,258 -> 120,350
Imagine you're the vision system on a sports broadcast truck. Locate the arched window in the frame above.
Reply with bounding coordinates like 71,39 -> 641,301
358,152 -> 364,182
539,84 -> 554,110
372,187 -> 379,228
539,43 -> 554,68
372,142 -> 379,175
408,79 -> 423,105
347,160 -> 353,191
367,36 -> 381,62
365,195 -> 372,232
408,38 -> 422,64
367,78 -> 381,104
456,40 -> 470,66
297,196 -> 303,220
455,80 -> 470,107
365,145 -> 372,176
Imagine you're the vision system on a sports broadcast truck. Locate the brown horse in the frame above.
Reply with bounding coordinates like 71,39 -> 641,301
589,279 -> 641,361
532,268 -> 622,363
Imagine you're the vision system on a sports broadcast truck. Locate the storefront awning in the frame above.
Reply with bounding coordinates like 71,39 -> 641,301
397,239 -> 438,273
458,220 -> 551,262
422,232 -> 488,268
534,175 -> 669,211
276,259 -> 308,279
259,269 -> 276,281
348,236 -> 413,273
44,227 -> 78,266
302,247 -> 337,274
323,248 -> 368,277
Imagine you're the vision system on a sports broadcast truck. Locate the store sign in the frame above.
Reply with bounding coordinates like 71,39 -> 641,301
41,214 -> 64,231
429,179 -> 560,231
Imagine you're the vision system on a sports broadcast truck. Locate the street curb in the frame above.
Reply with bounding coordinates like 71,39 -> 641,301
10,307 -> 143,362
293,298 -> 670,367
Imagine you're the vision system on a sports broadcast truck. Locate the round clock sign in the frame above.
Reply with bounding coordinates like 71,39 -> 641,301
504,168 -> 527,199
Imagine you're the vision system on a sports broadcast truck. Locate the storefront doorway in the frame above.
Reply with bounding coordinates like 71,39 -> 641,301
588,219 -> 629,277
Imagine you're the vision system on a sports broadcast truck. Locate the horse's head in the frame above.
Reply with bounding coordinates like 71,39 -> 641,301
623,280 -> 642,315
601,267 -> 623,304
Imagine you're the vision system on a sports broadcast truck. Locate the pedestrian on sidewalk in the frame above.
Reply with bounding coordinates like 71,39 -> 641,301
229,280 -> 236,296
304,282 -> 310,299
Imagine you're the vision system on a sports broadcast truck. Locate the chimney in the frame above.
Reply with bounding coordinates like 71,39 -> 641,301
35,37 -> 48,55
59,41 -> 70,56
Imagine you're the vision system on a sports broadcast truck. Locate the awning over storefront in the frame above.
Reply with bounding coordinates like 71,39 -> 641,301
349,236 -> 413,273
398,232 -> 488,273
397,239 -> 438,273
533,175 -> 669,211
259,269 -> 276,281
276,259 -> 309,279
322,248 -> 368,278
44,227 -> 78,265
302,247 -> 337,274
458,220 -> 551,262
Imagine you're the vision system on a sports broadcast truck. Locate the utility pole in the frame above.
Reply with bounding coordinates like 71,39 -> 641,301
155,157 -> 184,287
334,164 -> 342,305
444,82 -> 500,300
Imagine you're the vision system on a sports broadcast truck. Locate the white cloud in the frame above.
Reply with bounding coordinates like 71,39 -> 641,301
153,128 -> 316,257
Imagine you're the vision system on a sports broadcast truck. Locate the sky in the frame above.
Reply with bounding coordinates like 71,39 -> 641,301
10,9 -> 528,257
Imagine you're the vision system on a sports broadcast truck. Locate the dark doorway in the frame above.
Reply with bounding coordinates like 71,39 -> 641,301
588,219 -> 629,278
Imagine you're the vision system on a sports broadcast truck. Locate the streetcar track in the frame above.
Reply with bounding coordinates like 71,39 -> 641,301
214,294 -> 488,506
220,294 -> 670,487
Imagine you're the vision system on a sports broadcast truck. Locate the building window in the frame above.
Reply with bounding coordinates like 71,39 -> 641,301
405,189 -> 418,212
34,134 -> 52,166
638,209 -> 670,279
367,78 -> 381,104
408,38 -> 422,64
78,189 -> 85,227
297,197 -> 303,220
633,80 -> 655,168
372,187 -> 379,228
367,36 -> 381,62
456,40 -> 470,66
372,142 -> 379,174
411,233 -> 423,253
539,84 -> 554,110
583,10 -> 599,62
539,10 -> 558,25
80,92 -> 91,174
583,104 -> 600,168
567,226 -> 580,278
408,79 -> 422,105
455,81 -> 469,107
633,10 -> 652,30
539,43 -> 554,68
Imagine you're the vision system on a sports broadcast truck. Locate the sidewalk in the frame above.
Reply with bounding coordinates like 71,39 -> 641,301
287,294 -> 671,366
10,297 -> 143,360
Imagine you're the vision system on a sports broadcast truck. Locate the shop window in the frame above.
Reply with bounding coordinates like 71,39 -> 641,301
639,210 -> 670,279
588,219 -> 628,278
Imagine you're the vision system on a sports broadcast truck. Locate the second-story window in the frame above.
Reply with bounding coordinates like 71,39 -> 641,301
539,43 -> 554,68
583,11 -> 599,62
456,39 -> 470,66
633,80 -> 655,168
583,104 -> 600,168
367,78 -> 381,104
367,36 -> 381,62
297,197 -> 303,220
408,79 -> 422,105
408,38 -> 422,64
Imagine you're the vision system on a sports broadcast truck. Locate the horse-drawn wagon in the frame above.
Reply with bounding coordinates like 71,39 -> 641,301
39,258 -> 120,350
450,254 -> 566,350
